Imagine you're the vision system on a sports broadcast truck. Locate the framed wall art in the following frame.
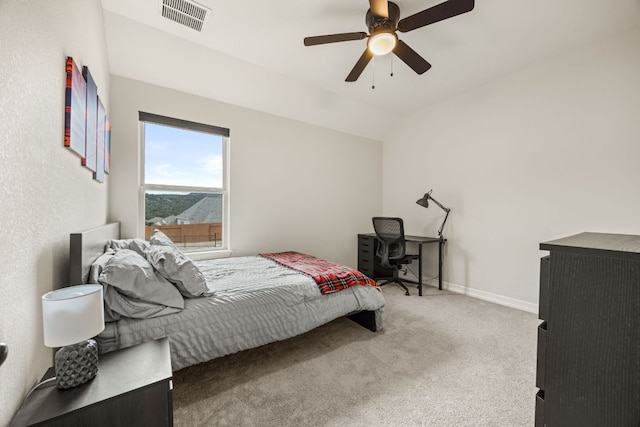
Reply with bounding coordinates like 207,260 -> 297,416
94,98 -> 106,183
104,120 -> 111,174
82,65 -> 98,173
64,59 -> 111,183
63,57 -> 86,159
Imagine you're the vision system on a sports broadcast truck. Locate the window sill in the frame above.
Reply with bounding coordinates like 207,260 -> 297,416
186,249 -> 233,261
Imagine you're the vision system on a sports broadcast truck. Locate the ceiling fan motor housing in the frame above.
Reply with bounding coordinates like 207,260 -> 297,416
366,1 -> 400,34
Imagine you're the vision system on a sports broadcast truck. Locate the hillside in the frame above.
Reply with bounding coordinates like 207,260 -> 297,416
145,193 -> 221,221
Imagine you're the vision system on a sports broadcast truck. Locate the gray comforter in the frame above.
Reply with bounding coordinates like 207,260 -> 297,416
97,256 -> 385,370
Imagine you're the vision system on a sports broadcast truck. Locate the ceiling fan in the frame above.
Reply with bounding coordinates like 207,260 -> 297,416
303,0 -> 474,82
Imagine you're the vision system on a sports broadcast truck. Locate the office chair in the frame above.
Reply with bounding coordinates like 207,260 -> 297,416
372,217 -> 420,296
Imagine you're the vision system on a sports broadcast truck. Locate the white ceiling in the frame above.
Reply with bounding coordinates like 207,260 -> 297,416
101,0 -> 640,140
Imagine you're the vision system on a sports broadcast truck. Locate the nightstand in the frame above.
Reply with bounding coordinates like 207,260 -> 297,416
10,338 -> 173,427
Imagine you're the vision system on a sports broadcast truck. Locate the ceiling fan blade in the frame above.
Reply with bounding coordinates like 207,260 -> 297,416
304,32 -> 368,46
345,49 -> 374,82
397,0 -> 474,33
393,40 -> 432,75
369,0 -> 389,18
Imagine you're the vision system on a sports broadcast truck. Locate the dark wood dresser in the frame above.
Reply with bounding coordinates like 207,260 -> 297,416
10,338 -> 173,427
536,233 -> 640,426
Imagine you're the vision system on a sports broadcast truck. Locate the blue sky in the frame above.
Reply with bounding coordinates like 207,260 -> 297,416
145,123 -> 223,188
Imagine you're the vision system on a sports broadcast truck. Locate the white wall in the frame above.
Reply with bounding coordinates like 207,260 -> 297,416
383,26 -> 640,311
108,75 -> 383,268
0,0 -> 110,424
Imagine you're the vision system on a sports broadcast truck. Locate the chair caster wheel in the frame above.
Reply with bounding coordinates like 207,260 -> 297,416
405,291 -> 410,296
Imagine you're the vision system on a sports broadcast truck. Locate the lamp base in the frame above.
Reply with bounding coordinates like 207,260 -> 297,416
54,339 -> 99,389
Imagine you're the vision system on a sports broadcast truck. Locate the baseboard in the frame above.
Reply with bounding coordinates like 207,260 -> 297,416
422,278 -> 538,314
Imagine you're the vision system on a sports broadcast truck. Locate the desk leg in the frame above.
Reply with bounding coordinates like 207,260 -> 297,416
418,243 -> 423,296
438,238 -> 443,290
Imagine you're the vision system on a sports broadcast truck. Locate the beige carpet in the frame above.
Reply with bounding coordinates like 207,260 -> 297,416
172,286 -> 539,426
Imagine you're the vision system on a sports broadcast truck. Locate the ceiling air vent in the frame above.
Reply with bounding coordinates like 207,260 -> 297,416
161,0 -> 210,32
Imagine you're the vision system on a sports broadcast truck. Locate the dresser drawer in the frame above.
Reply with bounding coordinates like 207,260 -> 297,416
539,256 -> 550,320
357,234 -> 393,279
358,236 -> 374,255
358,246 -> 374,261
358,235 -> 374,247
358,236 -> 375,275
536,321 -> 547,390
535,390 -> 545,427
359,267 -> 374,278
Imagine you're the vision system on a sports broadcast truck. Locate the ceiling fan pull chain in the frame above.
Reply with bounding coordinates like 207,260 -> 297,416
372,57 -> 376,89
391,56 -> 394,77
372,56 -> 376,89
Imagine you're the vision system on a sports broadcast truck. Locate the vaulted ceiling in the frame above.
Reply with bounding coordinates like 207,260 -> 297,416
101,0 -> 640,139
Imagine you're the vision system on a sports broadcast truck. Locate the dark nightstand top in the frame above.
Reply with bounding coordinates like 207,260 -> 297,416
10,338 -> 172,426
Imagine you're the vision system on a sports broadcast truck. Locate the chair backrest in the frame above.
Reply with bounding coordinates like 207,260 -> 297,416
372,217 -> 407,266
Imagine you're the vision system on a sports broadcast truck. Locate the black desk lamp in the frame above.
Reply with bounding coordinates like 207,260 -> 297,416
416,190 -> 451,238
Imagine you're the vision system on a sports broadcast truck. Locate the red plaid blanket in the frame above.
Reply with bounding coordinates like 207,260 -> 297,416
259,251 -> 378,295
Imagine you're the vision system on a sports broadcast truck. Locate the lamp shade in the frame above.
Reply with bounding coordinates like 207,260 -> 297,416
42,284 -> 104,348
416,194 -> 430,208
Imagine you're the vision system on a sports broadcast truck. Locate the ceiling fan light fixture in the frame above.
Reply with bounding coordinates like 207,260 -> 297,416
368,32 -> 396,56
304,0 -> 474,82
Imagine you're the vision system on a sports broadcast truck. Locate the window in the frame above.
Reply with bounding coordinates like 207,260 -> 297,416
139,112 -> 229,253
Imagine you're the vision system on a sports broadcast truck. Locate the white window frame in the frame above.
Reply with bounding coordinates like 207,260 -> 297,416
139,112 -> 231,258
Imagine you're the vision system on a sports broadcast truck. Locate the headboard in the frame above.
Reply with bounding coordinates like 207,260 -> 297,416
70,222 -> 120,284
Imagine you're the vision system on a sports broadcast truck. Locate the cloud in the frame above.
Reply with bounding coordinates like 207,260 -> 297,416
148,160 -> 223,188
147,140 -> 169,151
154,163 -> 183,178
198,154 -> 223,174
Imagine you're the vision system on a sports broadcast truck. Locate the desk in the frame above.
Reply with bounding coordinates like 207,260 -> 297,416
357,233 -> 446,296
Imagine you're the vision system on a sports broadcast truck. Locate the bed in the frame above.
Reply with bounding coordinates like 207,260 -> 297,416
70,223 -> 385,371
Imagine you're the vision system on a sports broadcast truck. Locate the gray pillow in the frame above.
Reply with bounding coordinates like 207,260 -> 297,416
101,286 -> 183,322
108,238 -> 150,257
97,249 -> 184,320
149,229 -> 179,249
145,245 -> 212,298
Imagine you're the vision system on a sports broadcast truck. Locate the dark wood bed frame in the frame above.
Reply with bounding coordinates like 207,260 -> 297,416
70,222 -> 121,285
70,222 -> 377,332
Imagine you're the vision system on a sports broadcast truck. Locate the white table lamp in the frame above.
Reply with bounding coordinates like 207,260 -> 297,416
42,284 -> 105,389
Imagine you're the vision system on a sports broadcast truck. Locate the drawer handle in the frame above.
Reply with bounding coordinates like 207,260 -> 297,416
536,321 -> 547,390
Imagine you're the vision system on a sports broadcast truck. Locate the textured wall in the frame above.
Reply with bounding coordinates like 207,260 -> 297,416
0,1 -> 109,424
